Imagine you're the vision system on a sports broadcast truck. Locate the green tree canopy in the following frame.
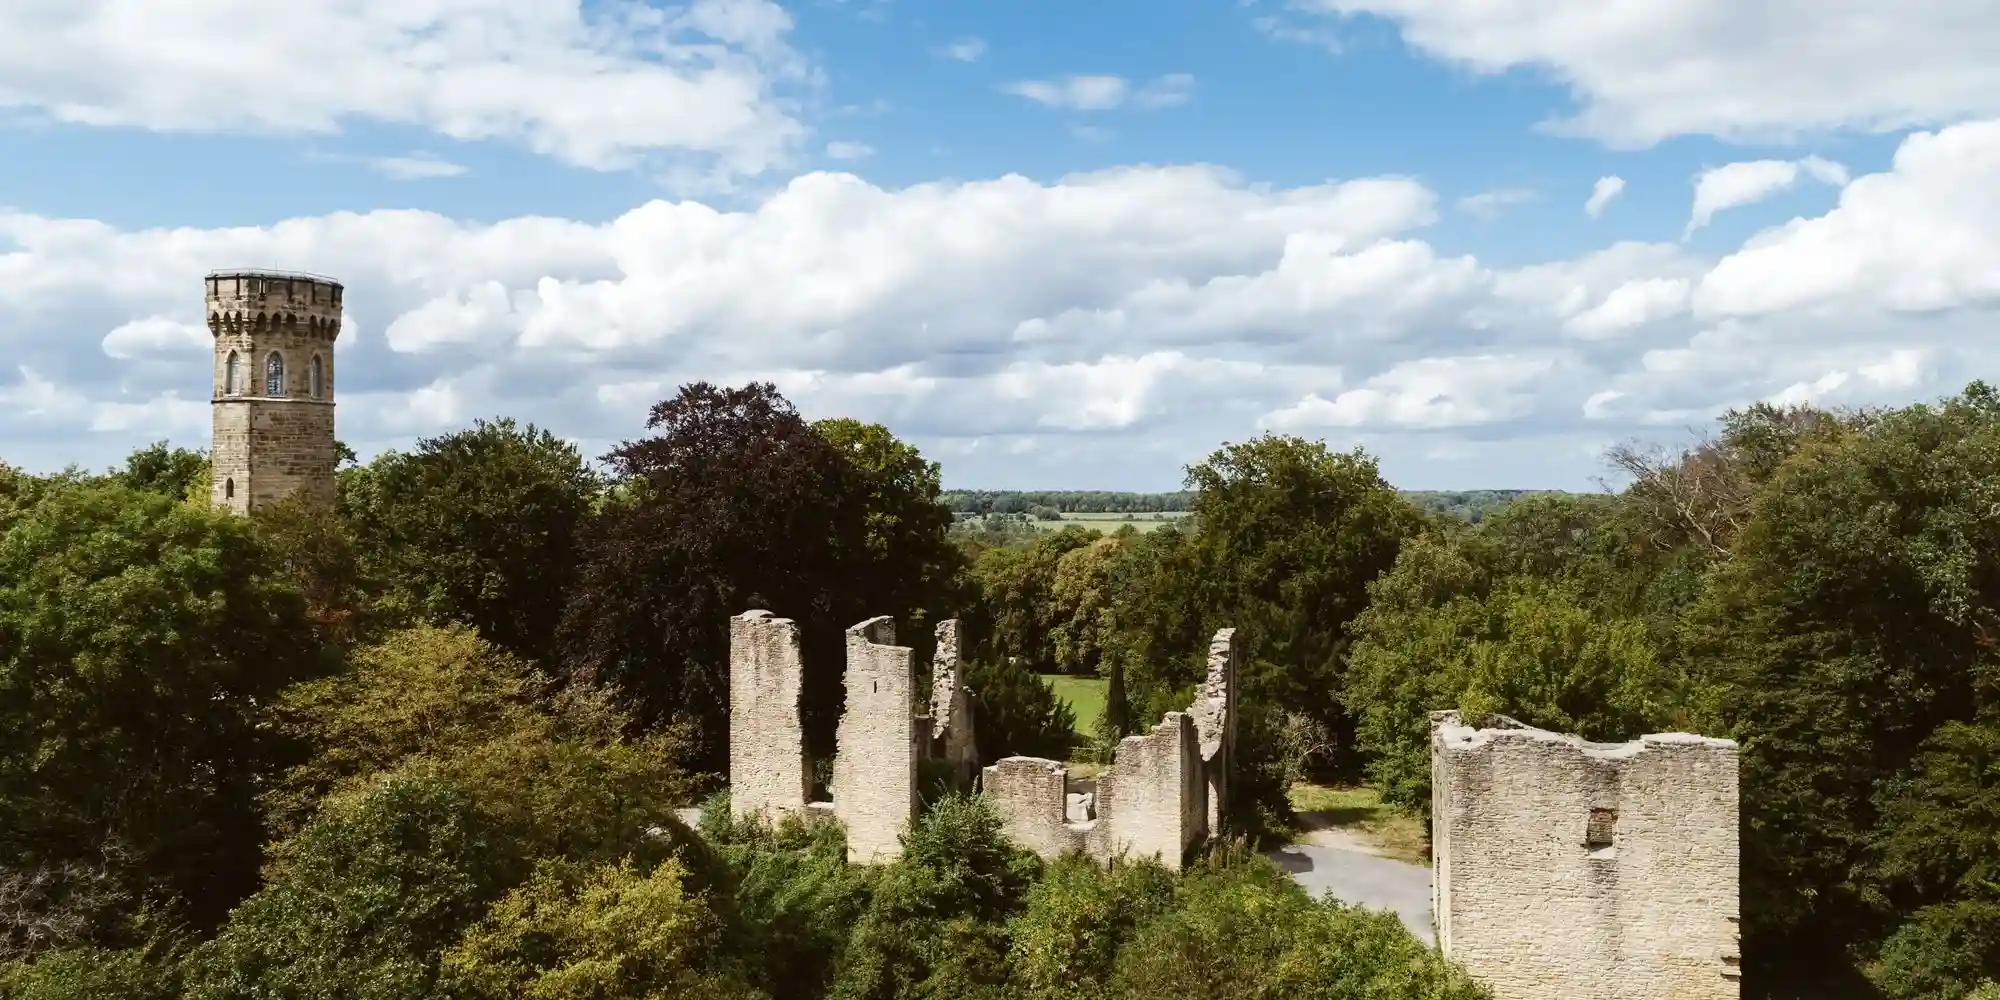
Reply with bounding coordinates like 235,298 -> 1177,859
814,417 -> 964,654
1152,435 -> 1423,780
343,418 -> 600,665
1679,382 -> 2000,985
0,481 -> 323,932
560,382 -> 889,770
110,441 -> 208,502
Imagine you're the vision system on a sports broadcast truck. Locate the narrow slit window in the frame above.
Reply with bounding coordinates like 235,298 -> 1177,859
265,352 -> 285,396
225,351 -> 241,395
225,478 -> 235,499
309,355 -> 324,399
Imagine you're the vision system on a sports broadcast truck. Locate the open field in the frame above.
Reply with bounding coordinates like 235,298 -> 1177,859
1057,511 -> 1192,534
1039,673 -> 1108,737
1289,783 -> 1432,867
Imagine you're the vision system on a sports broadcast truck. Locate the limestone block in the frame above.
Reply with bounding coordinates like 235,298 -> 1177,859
984,756 -> 1078,860
1099,711 -> 1203,869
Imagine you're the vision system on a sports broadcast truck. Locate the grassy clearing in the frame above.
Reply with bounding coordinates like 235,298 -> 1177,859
1289,783 -> 1432,867
1039,674 -> 1107,738
1057,511 -> 1191,534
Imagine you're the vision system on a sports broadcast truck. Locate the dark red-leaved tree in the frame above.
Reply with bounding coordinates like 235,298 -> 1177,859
557,382 -> 875,773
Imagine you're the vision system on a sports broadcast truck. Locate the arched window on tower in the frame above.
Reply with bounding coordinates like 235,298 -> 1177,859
310,355 -> 324,399
266,352 -> 285,396
225,351 -> 241,395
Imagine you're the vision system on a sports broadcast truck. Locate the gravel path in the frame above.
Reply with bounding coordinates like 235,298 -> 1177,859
1264,842 -> 1435,944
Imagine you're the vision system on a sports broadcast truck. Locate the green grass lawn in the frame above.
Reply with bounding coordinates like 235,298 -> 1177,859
1056,511 -> 1191,534
1039,674 -> 1108,738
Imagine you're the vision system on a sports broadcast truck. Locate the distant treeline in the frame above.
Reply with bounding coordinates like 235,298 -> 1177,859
943,488 -> 1568,523
942,490 -> 1195,514
1402,489 -> 1570,524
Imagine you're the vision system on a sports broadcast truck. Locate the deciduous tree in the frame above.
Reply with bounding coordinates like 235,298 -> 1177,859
0,482 -> 322,931
343,418 -> 599,665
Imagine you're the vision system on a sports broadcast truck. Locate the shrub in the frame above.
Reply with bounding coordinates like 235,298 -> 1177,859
183,773 -> 521,1000
830,795 -> 1040,1000
1005,854 -> 1174,1000
1871,901 -> 2000,1000
703,804 -> 875,1000
0,947 -> 177,1000
1107,846 -> 1485,1000
964,658 -> 1076,763
439,857 -> 762,1000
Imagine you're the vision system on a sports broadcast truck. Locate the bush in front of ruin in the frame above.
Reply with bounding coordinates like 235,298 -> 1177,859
1106,844 -> 1488,1000
830,794 -> 1041,1000
1003,853 -> 1175,1000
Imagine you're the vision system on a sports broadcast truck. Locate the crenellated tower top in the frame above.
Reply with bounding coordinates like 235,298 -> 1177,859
205,269 -> 344,341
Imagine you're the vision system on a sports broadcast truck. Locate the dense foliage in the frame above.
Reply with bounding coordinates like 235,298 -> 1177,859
3,380 -> 1997,998
341,418 -> 600,665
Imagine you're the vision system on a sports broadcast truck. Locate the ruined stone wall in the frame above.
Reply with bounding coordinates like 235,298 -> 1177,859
729,611 -> 810,820
1099,711 -> 1203,865
984,711 -> 1204,870
982,627 -> 1233,871
1432,711 -> 1740,1000
206,271 -> 342,515
984,757 -> 1077,859
928,619 -> 977,783
832,617 -> 919,864
726,609 -> 1227,873
1189,628 -> 1238,836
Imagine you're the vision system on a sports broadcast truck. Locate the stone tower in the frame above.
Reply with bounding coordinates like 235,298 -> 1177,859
206,270 -> 344,515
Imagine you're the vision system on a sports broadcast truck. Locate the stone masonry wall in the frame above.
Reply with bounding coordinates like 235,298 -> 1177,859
1098,711 -> 1204,866
729,611 -> 810,820
1432,711 -> 1740,1000
1189,628 -> 1238,835
831,616 -> 919,864
985,710 -> 1206,871
983,757 -> 1076,859
928,618 -> 977,784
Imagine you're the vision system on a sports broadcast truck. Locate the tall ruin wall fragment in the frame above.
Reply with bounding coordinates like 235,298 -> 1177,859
1431,710 -> 1741,1000
728,611 -> 964,864
831,617 -> 920,864
727,610 -> 811,819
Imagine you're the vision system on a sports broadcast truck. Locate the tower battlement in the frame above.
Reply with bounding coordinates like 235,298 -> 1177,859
206,269 -> 345,515
205,270 -> 344,339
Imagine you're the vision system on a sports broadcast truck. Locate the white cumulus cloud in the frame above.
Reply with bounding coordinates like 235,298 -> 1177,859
0,0 -> 812,176
1698,120 -> 2000,317
937,38 -> 987,62
1294,0 -> 2000,146
1003,74 -> 1197,111
365,153 -> 469,181
1585,176 -> 1624,218
1458,188 -> 1537,220
4,122 -> 1999,488
1685,156 -> 1850,236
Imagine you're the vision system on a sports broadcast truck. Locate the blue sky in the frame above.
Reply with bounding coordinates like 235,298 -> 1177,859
1,0 -> 1995,490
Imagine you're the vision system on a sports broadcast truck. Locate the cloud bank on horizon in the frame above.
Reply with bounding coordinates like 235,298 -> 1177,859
1,0 -> 1995,491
